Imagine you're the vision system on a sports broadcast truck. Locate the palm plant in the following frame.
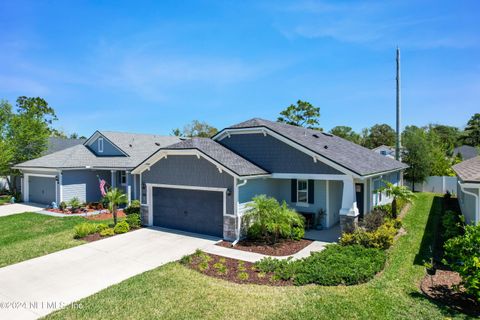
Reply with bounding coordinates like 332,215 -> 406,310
104,188 -> 127,225
376,181 -> 416,218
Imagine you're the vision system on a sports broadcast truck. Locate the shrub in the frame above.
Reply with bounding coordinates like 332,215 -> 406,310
213,262 -> 228,275
95,223 -> 109,232
361,209 -> 386,232
237,272 -> 249,281
124,200 -> 141,215
255,244 -> 386,286
126,213 -> 141,228
294,245 -> 386,285
100,228 -> 115,237
180,255 -> 192,265
68,197 -> 82,211
242,195 -> 305,243
339,220 -> 397,250
113,221 -> 130,234
442,210 -> 463,240
443,224 -> 480,301
59,201 -> 67,211
374,204 -> 392,216
74,223 -> 98,239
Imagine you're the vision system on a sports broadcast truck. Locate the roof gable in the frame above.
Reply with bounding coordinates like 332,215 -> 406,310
214,118 -> 408,177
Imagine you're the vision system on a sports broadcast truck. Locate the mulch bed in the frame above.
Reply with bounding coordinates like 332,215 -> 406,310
217,239 -> 312,256
47,208 -> 96,214
86,210 -> 126,221
421,268 -> 480,316
185,252 -> 292,286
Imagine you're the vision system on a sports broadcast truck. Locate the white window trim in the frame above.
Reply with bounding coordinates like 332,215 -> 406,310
119,171 -> 127,186
296,179 -> 309,206
98,138 -> 104,153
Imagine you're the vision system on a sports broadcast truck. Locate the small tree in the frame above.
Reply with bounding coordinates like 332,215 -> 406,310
277,100 -> 321,130
329,126 -> 361,144
172,120 -> 218,138
242,195 -> 305,244
104,188 -> 127,225
375,181 -> 416,218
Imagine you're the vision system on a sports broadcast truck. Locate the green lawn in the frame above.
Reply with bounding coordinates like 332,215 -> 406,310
0,213 -> 95,268
0,195 -> 11,205
45,193 -> 473,320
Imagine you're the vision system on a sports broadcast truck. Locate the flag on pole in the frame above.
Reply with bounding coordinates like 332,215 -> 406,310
99,179 -> 107,197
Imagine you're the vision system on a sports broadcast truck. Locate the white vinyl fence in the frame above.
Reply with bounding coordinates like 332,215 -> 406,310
405,176 -> 457,194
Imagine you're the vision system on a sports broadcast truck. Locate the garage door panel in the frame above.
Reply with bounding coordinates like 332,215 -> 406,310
29,176 -> 56,205
152,187 -> 223,237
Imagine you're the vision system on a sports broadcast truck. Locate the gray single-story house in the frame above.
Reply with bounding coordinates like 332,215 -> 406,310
13,131 -> 181,205
132,118 -> 407,240
453,155 -> 480,225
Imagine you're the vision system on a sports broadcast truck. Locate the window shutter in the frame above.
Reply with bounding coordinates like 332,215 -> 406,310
291,179 -> 297,202
308,180 -> 315,204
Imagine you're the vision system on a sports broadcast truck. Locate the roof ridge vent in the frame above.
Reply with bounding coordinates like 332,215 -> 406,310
322,132 -> 333,137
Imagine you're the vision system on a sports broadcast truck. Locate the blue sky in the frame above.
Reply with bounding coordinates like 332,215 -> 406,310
0,0 -> 478,137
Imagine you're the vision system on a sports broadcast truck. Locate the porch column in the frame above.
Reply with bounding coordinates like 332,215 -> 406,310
126,171 -> 131,205
339,176 -> 359,232
111,170 -> 117,189
57,170 -> 63,204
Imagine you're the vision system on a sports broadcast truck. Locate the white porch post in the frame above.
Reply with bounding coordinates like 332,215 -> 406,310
57,170 -> 63,204
126,171 -> 131,205
339,176 -> 359,232
111,170 -> 117,189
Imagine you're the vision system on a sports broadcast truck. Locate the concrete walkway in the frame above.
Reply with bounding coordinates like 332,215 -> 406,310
203,240 -> 331,263
0,203 -> 44,217
0,228 -> 218,319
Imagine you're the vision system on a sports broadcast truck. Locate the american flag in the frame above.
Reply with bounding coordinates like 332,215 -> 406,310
99,179 -> 107,197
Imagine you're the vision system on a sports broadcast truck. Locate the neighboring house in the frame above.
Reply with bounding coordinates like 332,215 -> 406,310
453,156 -> 480,225
372,145 -> 396,159
132,118 -> 407,240
0,137 -> 85,192
453,145 -> 479,160
46,137 -> 86,155
13,131 -> 181,205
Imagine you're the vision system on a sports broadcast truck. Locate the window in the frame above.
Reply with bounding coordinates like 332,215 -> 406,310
119,171 -> 127,186
297,180 -> 308,204
98,138 -> 104,153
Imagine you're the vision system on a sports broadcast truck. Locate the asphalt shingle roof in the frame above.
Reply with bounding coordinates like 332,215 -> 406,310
15,132 -> 181,170
45,137 -> 86,155
453,156 -> 480,183
163,138 -> 268,177
224,118 -> 408,176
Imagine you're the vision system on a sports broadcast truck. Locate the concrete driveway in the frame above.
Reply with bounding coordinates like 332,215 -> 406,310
0,203 -> 44,217
0,228 -> 218,319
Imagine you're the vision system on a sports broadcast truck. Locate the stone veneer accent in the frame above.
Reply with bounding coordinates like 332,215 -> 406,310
140,205 -> 149,226
340,215 -> 358,234
223,215 -> 238,241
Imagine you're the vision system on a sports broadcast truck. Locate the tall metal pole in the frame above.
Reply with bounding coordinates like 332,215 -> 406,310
395,47 -> 401,161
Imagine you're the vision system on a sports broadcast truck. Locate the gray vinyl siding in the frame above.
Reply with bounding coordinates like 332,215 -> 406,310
458,183 -> 478,225
239,178 -> 328,227
62,170 -> 111,203
142,155 -> 235,215
219,133 -> 342,174
328,180 -> 343,227
87,136 -> 124,156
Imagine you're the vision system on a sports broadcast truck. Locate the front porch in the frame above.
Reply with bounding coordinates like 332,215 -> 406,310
237,176 -> 364,232
304,223 -> 341,242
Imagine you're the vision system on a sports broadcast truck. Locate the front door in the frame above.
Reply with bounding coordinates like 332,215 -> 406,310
355,183 -> 365,219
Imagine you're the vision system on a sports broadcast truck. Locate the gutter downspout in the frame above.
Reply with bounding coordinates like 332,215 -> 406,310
458,181 -> 480,225
232,179 -> 248,246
